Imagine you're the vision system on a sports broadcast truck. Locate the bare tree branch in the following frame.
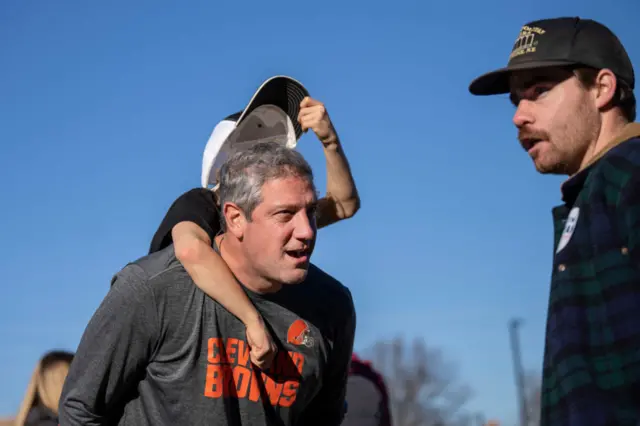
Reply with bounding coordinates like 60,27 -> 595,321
365,336 -> 477,426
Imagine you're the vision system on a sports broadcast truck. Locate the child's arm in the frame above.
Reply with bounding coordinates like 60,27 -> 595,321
172,221 -> 276,369
297,97 -> 360,229
316,140 -> 359,229
150,188 -> 276,370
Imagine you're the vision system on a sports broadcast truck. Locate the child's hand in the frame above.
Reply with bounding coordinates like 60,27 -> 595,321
298,96 -> 338,147
245,316 -> 277,370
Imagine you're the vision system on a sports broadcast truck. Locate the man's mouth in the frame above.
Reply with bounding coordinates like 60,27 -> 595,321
285,249 -> 310,261
520,137 -> 544,152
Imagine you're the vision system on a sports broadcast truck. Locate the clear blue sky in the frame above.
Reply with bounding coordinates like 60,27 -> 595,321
1,0 -> 639,423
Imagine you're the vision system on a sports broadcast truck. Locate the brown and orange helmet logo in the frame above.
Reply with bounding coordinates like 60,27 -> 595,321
287,319 -> 314,348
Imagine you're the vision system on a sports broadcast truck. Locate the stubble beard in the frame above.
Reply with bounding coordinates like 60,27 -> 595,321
535,104 -> 599,176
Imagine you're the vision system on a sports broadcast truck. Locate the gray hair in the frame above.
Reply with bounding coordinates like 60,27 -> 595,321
217,141 -> 315,229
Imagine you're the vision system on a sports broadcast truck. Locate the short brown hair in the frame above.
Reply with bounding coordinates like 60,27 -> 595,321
574,67 -> 636,122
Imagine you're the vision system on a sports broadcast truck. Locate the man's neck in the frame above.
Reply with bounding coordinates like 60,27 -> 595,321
579,115 -> 629,171
214,234 -> 281,294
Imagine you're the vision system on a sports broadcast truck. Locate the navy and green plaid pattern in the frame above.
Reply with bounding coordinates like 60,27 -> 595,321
541,129 -> 640,425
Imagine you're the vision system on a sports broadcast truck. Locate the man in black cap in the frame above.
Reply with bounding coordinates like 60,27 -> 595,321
470,17 -> 640,426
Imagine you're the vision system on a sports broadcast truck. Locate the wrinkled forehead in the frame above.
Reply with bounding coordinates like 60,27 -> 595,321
260,174 -> 318,203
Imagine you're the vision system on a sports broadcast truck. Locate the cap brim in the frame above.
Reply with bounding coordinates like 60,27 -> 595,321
238,75 -> 309,139
469,60 -> 579,96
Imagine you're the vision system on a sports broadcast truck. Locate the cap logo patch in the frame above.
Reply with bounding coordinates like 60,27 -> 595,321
510,25 -> 545,60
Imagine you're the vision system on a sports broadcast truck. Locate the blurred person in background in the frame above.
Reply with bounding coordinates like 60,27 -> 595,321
13,350 -> 74,426
342,354 -> 392,426
149,76 -> 359,371
469,16 -> 639,425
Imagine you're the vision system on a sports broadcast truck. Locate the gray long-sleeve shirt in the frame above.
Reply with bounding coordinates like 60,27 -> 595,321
59,247 -> 356,425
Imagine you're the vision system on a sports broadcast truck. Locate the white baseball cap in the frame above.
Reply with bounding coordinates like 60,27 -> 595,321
201,75 -> 309,189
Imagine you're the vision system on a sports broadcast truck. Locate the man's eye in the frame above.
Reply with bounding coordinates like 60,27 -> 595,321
513,86 -> 549,105
533,86 -> 550,97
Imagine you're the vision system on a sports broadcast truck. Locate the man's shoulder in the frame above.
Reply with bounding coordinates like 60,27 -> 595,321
597,136 -> 640,175
113,247 -> 190,292
307,263 -> 350,291
586,136 -> 640,198
305,264 -> 355,313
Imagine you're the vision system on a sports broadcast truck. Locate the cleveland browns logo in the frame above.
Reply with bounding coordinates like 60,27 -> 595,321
287,319 -> 314,348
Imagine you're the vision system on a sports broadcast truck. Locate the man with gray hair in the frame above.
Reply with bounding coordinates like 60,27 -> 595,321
59,141 -> 356,426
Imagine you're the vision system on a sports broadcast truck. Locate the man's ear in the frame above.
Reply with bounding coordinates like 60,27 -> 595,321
594,68 -> 617,110
222,202 -> 247,239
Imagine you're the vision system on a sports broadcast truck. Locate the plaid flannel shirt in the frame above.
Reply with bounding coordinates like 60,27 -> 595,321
541,123 -> 640,426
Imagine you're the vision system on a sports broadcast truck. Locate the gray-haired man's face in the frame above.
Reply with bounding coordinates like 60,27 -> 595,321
240,174 -> 317,285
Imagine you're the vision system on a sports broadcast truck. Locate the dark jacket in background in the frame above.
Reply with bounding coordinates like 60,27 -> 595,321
342,354 -> 392,426
25,405 -> 58,426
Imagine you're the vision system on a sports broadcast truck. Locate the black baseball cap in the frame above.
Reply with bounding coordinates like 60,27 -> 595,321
469,17 -> 635,96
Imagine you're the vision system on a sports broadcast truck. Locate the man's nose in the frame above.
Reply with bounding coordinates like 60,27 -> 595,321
513,100 -> 535,128
293,210 -> 316,241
